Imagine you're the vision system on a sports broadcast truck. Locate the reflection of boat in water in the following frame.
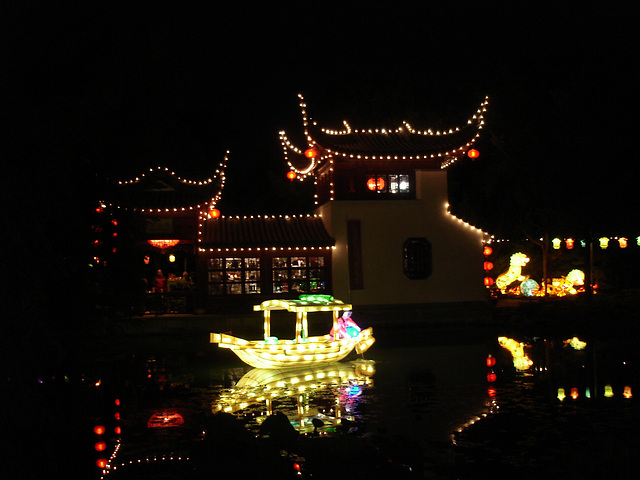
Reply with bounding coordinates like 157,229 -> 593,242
214,360 -> 375,433
210,296 -> 375,369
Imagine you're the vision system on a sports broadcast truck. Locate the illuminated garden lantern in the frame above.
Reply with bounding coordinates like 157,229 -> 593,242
618,237 -> 628,248
604,385 -> 614,397
467,148 -> 480,159
565,238 -> 574,249
286,170 -> 297,181
304,147 -> 318,159
599,237 -> 609,249
557,388 -> 566,401
552,238 -> 561,250
623,386 -> 632,398
570,387 -> 579,400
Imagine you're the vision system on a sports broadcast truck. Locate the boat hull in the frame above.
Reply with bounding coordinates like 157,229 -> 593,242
210,328 -> 375,369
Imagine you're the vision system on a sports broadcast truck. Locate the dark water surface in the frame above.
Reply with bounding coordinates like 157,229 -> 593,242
7,318 -> 639,479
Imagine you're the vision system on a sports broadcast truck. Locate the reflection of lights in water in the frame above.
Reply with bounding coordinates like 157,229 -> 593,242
498,337 -> 533,370
99,454 -> 190,480
213,360 -> 375,434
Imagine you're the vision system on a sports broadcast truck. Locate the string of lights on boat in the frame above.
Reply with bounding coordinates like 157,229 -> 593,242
280,94 -> 489,186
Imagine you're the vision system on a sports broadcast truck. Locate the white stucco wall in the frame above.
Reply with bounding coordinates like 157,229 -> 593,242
317,170 -> 485,305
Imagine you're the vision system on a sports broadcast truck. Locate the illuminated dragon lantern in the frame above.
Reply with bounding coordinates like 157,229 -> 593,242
495,252 -> 530,293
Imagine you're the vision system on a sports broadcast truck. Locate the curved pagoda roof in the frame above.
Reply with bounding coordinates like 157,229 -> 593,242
199,214 -> 335,250
106,154 -> 227,213
280,95 -> 489,175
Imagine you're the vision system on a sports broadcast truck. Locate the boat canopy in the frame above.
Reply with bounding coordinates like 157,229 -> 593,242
253,295 -> 352,313
253,295 -> 352,341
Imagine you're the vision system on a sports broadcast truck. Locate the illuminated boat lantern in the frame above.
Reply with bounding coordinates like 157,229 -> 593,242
210,295 -> 375,369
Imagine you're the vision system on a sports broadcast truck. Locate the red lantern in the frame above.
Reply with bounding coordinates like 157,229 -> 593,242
304,148 -> 318,159
486,355 -> 496,367
286,170 -> 297,180
487,372 -> 497,383
94,441 -> 107,452
483,246 -> 493,256
208,208 -> 221,219
484,277 -> 494,286
96,458 -> 108,469
93,425 -> 106,436
483,261 -> 494,271
367,177 -> 385,191
467,148 -> 480,159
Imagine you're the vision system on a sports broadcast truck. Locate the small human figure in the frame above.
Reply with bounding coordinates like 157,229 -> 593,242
153,269 -> 167,293
330,310 -> 361,340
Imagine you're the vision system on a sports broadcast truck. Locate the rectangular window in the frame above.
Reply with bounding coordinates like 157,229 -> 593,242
208,255 -> 328,295
271,255 -> 327,294
207,257 -> 262,295
347,220 -> 364,290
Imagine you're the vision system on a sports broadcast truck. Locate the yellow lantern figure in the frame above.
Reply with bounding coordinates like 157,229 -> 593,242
618,237 -> 628,248
604,385 -> 614,397
557,388 -> 566,401
599,237 -> 609,249
552,238 -> 561,249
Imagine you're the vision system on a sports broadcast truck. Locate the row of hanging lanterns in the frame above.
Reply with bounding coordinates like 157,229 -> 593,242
551,236 -> 638,250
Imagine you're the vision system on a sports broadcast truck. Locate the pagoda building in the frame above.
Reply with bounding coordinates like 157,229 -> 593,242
103,156 -> 227,312
279,94 -> 490,306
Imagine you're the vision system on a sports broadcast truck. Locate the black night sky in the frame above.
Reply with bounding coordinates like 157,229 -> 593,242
3,3 -> 637,285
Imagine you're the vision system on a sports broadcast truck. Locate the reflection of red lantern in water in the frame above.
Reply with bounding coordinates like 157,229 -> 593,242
487,372 -> 497,383
147,411 -> 185,428
486,355 -> 496,367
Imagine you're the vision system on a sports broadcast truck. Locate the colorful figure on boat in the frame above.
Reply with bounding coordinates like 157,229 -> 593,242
330,310 -> 361,339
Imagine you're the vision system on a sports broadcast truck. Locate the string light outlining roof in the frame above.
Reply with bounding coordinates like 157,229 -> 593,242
280,94 -> 489,179
105,152 -> 229,213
